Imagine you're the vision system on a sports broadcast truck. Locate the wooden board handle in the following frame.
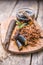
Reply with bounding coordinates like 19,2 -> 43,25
3,19 -> 16,50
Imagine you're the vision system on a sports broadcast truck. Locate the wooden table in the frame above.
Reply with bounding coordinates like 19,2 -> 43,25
0,0 -> 43,65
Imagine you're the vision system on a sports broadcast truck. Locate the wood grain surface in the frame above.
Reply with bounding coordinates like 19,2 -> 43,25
31,1 -> 43,65
0,0 -> 17,61
0,0 -> 43,65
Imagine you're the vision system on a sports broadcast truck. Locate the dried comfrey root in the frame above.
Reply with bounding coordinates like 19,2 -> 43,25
20,23 -> 41,44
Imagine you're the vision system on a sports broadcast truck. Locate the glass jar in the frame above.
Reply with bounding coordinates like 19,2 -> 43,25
16,8 -> 35,22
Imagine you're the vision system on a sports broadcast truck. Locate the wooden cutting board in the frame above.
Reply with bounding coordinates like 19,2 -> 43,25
1,17 -> 43,54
